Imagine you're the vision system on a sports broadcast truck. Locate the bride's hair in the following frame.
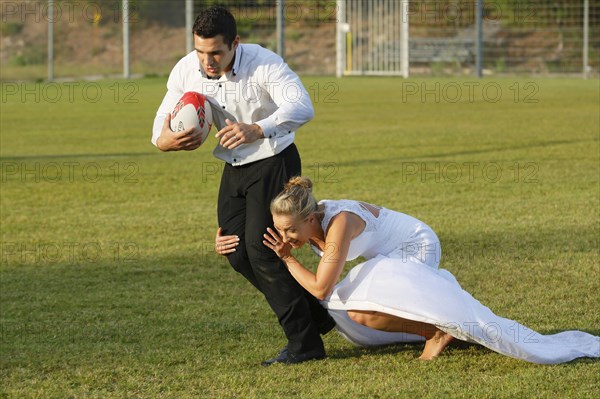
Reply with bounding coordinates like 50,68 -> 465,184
270,176 -> 318,220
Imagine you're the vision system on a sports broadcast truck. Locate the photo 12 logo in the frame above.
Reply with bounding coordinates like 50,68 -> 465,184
200,161 -> 340,184
228,1 -> 339,23
1,1 -> 139,24
1,241 -> 140,265
399,162 -> 539,184
1,161 -> 139,184
401,81 -> 540,104
406,2 -> 537,24
1,82 -> 139,104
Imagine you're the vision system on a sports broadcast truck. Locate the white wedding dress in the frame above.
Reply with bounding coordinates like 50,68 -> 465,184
312,200 -> 599,364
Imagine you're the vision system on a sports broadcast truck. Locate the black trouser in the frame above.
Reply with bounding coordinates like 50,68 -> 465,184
217,144 -> 330,354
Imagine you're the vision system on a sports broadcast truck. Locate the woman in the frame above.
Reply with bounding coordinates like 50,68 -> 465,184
216,176 -> 600,363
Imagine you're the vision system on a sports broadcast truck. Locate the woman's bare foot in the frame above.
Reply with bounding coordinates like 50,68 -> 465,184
346,310 -> 456,360
418,330 -> 454,360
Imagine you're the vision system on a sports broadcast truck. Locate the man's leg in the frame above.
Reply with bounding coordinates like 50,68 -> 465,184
217,175 -> 261,291
242,145 -> 326,356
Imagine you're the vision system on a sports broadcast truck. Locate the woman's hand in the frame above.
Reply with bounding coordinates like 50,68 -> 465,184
214,227 -> 239,255
263,227 -> 292,260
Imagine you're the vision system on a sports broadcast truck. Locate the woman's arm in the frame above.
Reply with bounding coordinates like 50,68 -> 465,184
264,212 -> 364,301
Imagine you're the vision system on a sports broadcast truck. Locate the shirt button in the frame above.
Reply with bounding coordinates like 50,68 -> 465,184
222,105 -> 226,109
219,84 -> 222,88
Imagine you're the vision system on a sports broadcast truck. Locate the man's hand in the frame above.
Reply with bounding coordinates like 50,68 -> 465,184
214,227 -> 239,255
215,119 -> 264,150
156,113 -> 203,152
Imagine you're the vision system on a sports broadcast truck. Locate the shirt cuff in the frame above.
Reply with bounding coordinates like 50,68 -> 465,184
254,117 -> 279,139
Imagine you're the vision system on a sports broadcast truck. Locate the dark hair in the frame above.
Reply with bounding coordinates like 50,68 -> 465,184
193,5 -> 237,49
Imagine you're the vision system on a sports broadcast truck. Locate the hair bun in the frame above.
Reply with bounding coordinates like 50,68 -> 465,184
285,176 -> 313,191
271,176 -> 318,218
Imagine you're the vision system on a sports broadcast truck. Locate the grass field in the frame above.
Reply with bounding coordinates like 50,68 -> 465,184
1,76 -> 599,398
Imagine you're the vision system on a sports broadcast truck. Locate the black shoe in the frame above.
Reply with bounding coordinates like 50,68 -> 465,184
261,347 -> 326,366
261,346 -> 289,366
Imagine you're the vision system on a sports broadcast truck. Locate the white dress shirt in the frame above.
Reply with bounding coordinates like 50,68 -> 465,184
152,44 -> 314,166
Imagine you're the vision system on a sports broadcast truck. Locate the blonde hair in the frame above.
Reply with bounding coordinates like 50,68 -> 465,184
271,176 -> 318,220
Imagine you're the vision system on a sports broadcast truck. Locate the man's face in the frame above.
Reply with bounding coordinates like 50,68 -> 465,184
194,34 -> 239,78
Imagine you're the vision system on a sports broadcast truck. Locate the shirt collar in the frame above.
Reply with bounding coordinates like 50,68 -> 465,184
231,44 -> 242,76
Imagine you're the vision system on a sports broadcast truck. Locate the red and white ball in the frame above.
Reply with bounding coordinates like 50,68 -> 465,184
170,92 -> 213,146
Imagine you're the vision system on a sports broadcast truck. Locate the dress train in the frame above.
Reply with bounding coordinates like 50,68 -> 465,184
323,255 -> 599,364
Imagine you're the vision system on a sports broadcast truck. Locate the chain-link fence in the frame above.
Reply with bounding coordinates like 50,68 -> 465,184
0,0 -> 598,81
406,0 -> 599,76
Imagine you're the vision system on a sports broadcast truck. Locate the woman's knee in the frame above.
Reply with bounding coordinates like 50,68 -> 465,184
348,310 -> 376,327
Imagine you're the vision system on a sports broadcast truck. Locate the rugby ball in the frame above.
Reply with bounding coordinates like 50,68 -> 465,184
170,92 -> 213,145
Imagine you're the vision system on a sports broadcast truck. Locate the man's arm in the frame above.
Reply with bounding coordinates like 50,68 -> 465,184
151,70 -> 182,147
151,64 -> 203,152
253,60 -> 315,139
155,114 -> 202,152
214,59 -> 314,150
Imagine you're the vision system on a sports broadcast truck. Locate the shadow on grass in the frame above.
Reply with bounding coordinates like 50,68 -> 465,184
326,339 -> 489,361
327,335 -> 599,363
0,152 -> 158,161
439,226 -> 599,269
332,137 -> 598,168
1,226 -> 597,365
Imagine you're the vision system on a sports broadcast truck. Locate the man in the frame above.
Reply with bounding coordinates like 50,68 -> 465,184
151,5 -> 334,365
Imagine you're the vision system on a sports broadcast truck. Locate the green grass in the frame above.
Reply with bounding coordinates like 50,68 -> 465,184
1,77 -> 599,398
0,64 -> 170,82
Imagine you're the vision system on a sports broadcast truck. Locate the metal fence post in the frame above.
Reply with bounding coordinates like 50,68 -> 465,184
186,0 -> 194,54
336,0 -> 345,77
48,0 -> 54,81
401,0 -> 409,78
583,0 -> 589,79
475,0 -> 483,78
277,0 -> 285,59
123,0 -> 130,79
